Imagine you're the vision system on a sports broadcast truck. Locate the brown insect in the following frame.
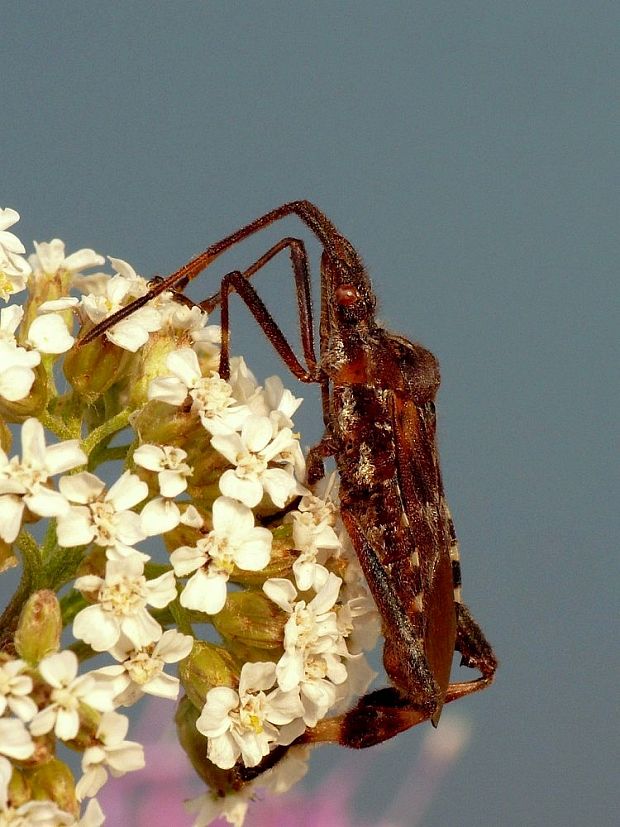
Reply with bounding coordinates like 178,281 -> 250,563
79,201 -> 497,754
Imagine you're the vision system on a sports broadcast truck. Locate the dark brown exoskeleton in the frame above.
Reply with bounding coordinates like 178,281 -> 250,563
79,201 -> 497,753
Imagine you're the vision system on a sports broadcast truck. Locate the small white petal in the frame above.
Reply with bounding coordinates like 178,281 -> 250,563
0,366 -> 35,401
140,497 -> 180,535
107,471 -> 148,511
59,472 -> 105,503
27,314 -> 74,353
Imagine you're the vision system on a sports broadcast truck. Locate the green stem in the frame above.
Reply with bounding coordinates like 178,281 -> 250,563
169,598 -> 194,636
81,408 -> 131,457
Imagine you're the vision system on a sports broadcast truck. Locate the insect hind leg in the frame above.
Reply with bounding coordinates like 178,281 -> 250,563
454,601 -> 498,680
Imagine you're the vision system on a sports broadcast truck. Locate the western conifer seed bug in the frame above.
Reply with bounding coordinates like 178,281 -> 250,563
80,201 -> 497,754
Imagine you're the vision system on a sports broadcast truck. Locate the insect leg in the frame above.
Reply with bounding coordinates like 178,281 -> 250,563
217,270 -> 319,383
199,236 -> 317,376
454,602 -> 498,680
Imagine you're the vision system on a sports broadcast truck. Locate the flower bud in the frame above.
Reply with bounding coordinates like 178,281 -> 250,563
7,767 -> 30,808
21,265 -> 73,334
63,336 -> 132,404
179,641 -> 237,710
211,590 -> 286,649
29,758 -> 78,816
132,399 -> 201,446
125,333 -> 191,408
14,590 -> 61,664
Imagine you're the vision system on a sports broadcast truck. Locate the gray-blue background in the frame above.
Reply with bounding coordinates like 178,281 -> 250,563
3,3 -> 617,825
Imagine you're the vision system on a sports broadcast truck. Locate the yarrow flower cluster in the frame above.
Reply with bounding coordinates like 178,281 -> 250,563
0,208 -> 380,826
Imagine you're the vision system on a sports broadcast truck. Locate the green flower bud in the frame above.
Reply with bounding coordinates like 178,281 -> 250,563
212,590 -> 287,650
179,641 -> 237,710
132,399 -> 201,446
20,266 -> 74,336
29,758 -> 77,816
7,767 -> 30,808
124,332 -> 192,408
14,591 -> 61,664
63,336 -> 132,404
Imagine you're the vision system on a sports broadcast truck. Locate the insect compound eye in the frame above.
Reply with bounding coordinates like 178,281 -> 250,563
335,283 -> 361,307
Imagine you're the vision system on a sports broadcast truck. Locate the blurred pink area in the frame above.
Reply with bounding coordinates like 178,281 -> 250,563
99,699 -> 471,827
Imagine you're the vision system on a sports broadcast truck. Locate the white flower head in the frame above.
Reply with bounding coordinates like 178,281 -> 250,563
263,573 -> 345,694
148,347 -> 250,434
29,239 -> 105,278
75,710 -> 145,800
30,651 -> 117,741
133,443 -> 192,498
195,660 -> 304,770
73,556 -> 176,652
57,470 -> 148,558
93,629 -> 194,706
287,496 -> 342,592
0,418 -> 86,543
212,415 -> 302,508
171,496 -> 272,615
81,265 -> 160,352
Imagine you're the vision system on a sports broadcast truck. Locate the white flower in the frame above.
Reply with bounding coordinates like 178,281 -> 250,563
93,630 -> 193,705
30,651 -> 117,741
29,239 -> 105,278
133,443 -> 192,497
148,348 -> 250,434
57,470 -> 148,558
76,711 -> 145,800
212,415 -> 301,508
171,496 -> 271,614
0,658 -> 37,722
81,269 -> 160,352
0,418 -> 86,543
287,498 -> 341,592
27,313 -> 74,354
0,207 -> 32,299
196,661 -> 304,770
73,556 -> 176,652
133,443 -> 192,536
263,573 -> 345,694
